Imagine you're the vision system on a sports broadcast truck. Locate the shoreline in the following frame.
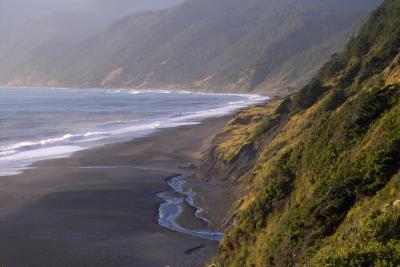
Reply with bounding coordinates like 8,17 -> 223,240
0,87 -> 269,177
0,116 -> 231,267
0,85 -> 278,97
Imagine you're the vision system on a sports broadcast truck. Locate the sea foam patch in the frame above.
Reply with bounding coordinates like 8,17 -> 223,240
0,146 -> 83,176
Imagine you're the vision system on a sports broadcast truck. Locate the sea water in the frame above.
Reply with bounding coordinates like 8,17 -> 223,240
0,87 -> 268,176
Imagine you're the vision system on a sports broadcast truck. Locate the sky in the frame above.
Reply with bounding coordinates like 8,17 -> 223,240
0,0 -> 184,26
0,0 -> 185,47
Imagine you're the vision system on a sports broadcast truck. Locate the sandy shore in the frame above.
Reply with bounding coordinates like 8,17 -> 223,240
0,117 -> 229,267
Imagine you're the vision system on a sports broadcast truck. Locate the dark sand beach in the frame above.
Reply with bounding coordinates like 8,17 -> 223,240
0,117 -> 230,267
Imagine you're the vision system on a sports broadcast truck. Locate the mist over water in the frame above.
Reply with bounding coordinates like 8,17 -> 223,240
0,88 -> 268,176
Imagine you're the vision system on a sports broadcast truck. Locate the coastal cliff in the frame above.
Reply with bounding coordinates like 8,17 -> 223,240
200,0 -> 400,265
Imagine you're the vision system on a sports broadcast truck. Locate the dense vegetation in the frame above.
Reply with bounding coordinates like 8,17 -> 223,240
201,0 -> 400,265
0,0 -> 380,93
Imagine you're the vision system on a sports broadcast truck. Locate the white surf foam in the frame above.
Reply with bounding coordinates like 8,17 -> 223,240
174,94 -> 268,122
2,134 -> 74,153
128,89 -> 174,95
0,146 -> 83,176
0,145 -> 82,161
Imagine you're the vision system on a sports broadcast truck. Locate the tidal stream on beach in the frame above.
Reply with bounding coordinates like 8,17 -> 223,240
157,175 -> 224,241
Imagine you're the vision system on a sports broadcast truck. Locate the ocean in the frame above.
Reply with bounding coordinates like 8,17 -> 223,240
0,87 -> 268,176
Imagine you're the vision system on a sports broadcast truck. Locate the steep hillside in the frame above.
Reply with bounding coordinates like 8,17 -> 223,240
199,0 -> 400,265
0,0 -> 380,93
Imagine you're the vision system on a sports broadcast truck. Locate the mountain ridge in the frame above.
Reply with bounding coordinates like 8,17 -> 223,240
0,0 -> 184,88
0,0 -> 380,93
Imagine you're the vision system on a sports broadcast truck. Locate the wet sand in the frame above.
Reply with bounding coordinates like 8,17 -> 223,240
0,117 -> 229,267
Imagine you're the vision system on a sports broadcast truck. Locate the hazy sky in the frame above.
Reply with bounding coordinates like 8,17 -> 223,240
0,0 -> 184,25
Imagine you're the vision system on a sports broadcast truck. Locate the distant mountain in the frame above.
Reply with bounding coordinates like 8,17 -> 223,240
0,0 -> 381,93
0,0 -> 183,86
